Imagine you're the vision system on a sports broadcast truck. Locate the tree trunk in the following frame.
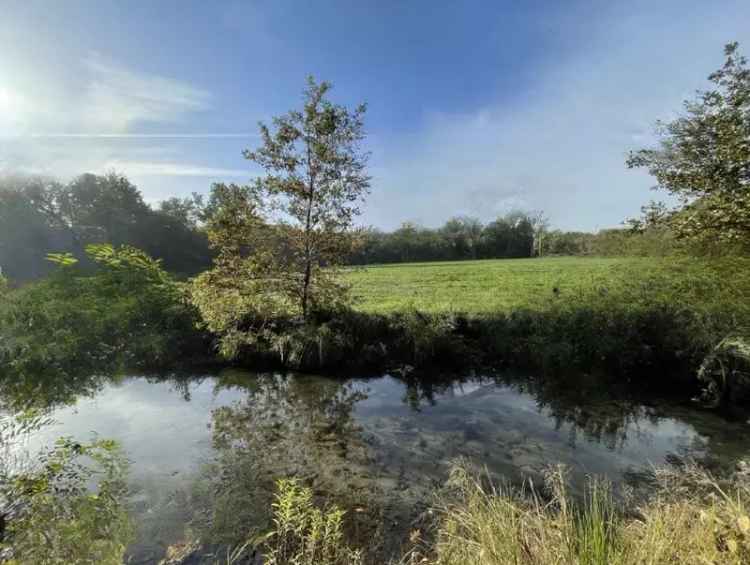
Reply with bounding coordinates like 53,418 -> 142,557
301,253 -> 312,318
301,145 -> 315,319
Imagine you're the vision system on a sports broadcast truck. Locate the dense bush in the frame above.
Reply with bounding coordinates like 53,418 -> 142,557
0,245 -> 207,386
0,415 -> 133,564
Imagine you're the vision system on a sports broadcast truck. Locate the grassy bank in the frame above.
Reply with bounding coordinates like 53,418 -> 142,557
346,257 -> 647,314
222,459 -> 750,565
261,256 -> 750,390
406,461 -> 750,565
3,254 -> 749,400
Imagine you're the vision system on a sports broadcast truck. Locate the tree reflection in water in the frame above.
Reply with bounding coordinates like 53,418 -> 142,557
2,366 -> 749,562
192,372 -> 426,561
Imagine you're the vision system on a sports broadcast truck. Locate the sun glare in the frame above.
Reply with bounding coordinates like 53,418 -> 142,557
0,86 -> 21,127
0,87 -> 11,111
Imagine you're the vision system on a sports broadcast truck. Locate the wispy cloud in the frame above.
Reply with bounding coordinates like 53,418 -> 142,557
1,133 -> 258,139
0,54 -> 214,136
0,52 -> 252,188
365,1 -> 750,231
82,53 -> 211,132
99,160 -> 247,177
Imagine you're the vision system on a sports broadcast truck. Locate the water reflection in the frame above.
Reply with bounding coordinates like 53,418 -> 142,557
3,367 -> 750,562
0,365 -> 111,412
198,373 -> 408,559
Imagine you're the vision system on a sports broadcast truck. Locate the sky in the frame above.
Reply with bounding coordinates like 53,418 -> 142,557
1,0 -> 749,232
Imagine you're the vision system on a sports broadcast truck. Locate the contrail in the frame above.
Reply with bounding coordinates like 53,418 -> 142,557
0,133 -> 259,139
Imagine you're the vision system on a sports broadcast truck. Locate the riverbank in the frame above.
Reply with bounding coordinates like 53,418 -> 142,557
231,257 -> 750,400
157,456 -> 750,565
403,458 -> 750,564
2,255 -> 748,405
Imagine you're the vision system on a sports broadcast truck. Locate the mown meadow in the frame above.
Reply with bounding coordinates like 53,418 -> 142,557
345,256 -> 696,314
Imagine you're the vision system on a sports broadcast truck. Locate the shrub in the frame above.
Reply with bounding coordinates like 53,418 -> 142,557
0,245 -> 206,390
0,417 -> 133,565
259,479 -> 363,565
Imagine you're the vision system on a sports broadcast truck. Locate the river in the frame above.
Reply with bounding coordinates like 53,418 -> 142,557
13,369 -> 750,563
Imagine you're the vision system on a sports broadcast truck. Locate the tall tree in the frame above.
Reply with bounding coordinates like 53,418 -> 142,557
0,172 -> 213,280
244,77 -> 370,318
59,172 -> 150,246
530,210 -> 550,257
441,216 -> 483,259
627,42 -> 750,245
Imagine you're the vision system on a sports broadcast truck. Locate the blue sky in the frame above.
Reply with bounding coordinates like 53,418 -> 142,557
1,0 -> 749,231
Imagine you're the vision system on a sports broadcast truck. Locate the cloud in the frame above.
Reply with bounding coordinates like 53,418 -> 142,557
0,51 -> 252,190
365,0 -> 750,231
98,160 -> 247,177
82,53 -> 211,132
0,53 -> 212,137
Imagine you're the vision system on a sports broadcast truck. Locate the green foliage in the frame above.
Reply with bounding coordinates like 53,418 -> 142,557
261,479 -> 363,565
697,335 -> 750,407
0,244 -> 205,401
189,183 -> 297,359
190,255 -> 750,378
348,211 -> 540,265
191,78 -> 371,360
243,76 -> 370,318
337,256 -> 750,379
0,172 -> 212,282
1,434 -> 133,564
390,309 -> 461,364
45,252 -> 79,267
349,221 -> 692,264
628,42 -> 750,246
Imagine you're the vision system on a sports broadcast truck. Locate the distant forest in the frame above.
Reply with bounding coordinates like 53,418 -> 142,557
0,173 -> 212,282
348,219 -> 666,265
0,171 -> 668,283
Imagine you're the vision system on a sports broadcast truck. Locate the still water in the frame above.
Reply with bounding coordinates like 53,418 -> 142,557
17,369 -> 750,562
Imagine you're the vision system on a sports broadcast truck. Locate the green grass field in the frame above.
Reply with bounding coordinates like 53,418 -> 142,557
344,256 -> 655,314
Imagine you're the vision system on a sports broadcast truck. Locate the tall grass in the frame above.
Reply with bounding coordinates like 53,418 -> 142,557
221,479 -> 363,565
169,460 -> 750,564
405,460 -> 750,565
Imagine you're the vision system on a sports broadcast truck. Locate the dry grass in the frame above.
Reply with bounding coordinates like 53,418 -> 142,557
401,461 -> 750,565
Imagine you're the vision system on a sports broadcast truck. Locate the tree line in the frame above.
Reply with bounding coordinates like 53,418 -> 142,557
0,173 -> 212,282
2,41 -> 749,284
346,216 -> 682,265
1,170 -> 671,284
0,170 -> 729,285
348,213 -> 542,264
